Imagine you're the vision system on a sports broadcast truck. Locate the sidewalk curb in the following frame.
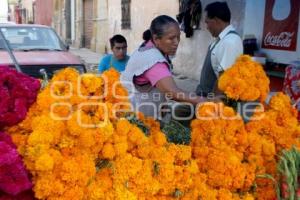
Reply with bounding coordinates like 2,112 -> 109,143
69,47 -> 103,73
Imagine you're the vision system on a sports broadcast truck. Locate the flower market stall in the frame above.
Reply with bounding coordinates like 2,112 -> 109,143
0,55 -> 299,200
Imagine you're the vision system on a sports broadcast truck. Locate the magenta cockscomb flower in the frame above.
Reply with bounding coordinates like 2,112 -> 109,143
0,190 -> 35,200
0,132 -> 32,196
0,66 -> 40,128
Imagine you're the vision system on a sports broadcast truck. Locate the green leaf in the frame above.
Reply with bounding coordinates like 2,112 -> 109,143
153,161 -> 160,176
161,119 -> 191,145
173,188 -> 184,198
95,159 -> 112,172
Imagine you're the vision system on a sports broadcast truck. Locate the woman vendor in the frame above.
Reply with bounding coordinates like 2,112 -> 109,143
121,15 -> 213,120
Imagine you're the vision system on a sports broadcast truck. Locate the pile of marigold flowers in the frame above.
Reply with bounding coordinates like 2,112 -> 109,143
218,55 -> 270,102
4,67 -> 300,199
191,93 -> 300,199
5,68 -> 201,199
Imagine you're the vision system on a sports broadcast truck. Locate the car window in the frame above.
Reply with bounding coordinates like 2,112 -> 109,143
0,27 -> 66,51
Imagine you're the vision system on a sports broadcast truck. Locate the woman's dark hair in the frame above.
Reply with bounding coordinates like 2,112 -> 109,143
142,29 -> 152,41
109,34 -> 127,48
205,1 -> 231,23
142,15 -> 178,42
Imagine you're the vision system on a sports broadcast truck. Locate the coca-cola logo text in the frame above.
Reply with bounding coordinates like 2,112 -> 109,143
264,32 -> 294,48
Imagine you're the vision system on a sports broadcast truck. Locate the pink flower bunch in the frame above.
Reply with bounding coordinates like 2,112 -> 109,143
0,190 -> 35,200
0,132 -> 33,197
0,66 -> 40,129
0,66 -> 38,199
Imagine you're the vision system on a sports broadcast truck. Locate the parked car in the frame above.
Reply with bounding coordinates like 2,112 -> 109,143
0,24 -> 86,78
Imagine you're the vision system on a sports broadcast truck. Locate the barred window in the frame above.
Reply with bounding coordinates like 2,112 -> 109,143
121,0 -> 131,29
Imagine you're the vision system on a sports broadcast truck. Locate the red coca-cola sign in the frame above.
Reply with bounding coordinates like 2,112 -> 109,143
262,0 -> 300,51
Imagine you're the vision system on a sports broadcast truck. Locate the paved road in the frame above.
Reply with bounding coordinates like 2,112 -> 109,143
70,47 -> 103,73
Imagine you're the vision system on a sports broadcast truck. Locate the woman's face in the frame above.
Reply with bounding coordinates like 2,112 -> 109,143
153,24 -> 180,56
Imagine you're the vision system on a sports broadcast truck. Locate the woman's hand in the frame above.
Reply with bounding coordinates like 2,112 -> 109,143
155,76 -> 205,105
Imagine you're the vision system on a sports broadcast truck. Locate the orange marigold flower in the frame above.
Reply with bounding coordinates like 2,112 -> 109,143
116,119 -> 132,136
150,131 -> 167,146
218,55 -> 270,102
102,142 -> 115,160
35,153 -> 54,171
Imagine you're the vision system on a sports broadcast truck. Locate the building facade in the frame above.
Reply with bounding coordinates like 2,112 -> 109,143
0,0 -> 9,23
33,0 -> 53,26
25,0 -> 300,81
33,0 -> 245,79
89,0 -> 246,80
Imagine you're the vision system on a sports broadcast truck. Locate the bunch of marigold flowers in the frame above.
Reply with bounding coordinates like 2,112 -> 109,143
218,55 -> 270,102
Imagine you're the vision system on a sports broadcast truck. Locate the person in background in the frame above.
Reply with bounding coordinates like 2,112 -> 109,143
121,15 -> 210,120
196,1 -> 243,97
98,34 -> 129,73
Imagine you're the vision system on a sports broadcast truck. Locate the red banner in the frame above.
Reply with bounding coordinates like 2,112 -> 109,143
261,0 -> 300,51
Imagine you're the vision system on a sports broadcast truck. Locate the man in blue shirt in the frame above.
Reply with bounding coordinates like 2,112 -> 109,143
98,34 -> 130,73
